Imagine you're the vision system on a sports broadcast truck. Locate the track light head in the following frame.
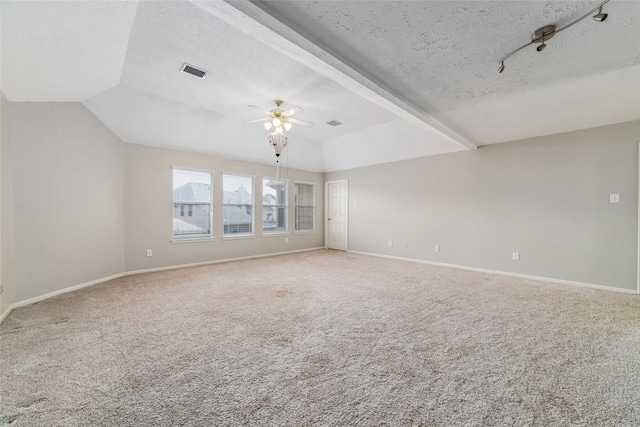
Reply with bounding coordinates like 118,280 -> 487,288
498,61 -> 505,73
536,42 -> 546,52
593,6 -> 608,21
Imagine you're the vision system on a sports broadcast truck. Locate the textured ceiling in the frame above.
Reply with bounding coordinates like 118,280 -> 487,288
2,1 -> 639,172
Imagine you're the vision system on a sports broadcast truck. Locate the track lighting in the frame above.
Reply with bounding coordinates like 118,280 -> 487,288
593,6 -> 608,22
498,0 -> 611,73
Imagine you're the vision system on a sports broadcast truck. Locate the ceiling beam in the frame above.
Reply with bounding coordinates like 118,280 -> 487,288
191,0 -> 477,150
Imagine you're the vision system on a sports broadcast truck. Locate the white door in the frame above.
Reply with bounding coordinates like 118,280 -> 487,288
326,180 -> 348,250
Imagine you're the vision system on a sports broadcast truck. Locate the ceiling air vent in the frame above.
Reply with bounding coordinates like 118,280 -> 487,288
326,120 -> 342,127
181,63 -> 208,79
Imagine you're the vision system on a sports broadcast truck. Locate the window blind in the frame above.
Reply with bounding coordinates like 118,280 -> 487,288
295,182 -> 315,231
263,178 -> 287,233
172,168 -> 212,239
223,173 -> 254,235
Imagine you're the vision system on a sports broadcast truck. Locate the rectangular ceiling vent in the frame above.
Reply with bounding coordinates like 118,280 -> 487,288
181,63 -> 208,79
326,120 -> 343,127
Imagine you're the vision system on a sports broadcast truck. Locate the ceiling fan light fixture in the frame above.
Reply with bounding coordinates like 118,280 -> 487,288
268,131 -> 289,178
243,99 -> 313,175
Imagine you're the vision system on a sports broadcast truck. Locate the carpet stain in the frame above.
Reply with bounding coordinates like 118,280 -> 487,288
275,289 -> 293,298
273,336 -> 293,346
541,390 -> 583,424
17,397 -> 46,409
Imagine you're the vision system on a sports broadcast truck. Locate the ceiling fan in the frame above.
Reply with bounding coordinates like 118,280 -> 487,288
243,100 -> 313,132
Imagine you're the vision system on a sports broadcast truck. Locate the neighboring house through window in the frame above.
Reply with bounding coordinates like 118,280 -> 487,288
223,173 -> 254,236
263,177 -> 287,234
295,181 -> 315,231
172,167 -> 213,239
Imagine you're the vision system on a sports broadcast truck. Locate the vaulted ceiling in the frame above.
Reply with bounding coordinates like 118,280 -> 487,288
2,1 -> 639,172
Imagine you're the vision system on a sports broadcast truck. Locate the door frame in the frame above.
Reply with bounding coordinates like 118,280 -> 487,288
325,179 -> 349,250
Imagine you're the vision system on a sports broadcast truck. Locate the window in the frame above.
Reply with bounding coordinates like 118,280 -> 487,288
263,178 -> 287,234
295,181 -> 315,231
172,168 -> 212,239
223,173 -> 254,236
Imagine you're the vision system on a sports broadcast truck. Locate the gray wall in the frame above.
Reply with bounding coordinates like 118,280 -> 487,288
124,143 -> 324,272
3,99 -> 638,306
1,92 -> 14,314
326,121 -> 640,291
4,101 -> 324,306
10,103 -> 125,302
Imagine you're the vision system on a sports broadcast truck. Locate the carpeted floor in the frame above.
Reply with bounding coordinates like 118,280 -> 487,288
1,249 -> 640,426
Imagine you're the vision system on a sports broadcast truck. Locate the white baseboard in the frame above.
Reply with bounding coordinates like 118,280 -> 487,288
12,272 -> 126,310
0,305 -> 13,324
2,272 -> 127,324
124,247 -> 324,276
0,247 -> 326,323
347,250 -> 638,295
2,246 -> 634,325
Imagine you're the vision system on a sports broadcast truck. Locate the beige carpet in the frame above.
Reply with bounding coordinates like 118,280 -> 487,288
1,250 -> 640,426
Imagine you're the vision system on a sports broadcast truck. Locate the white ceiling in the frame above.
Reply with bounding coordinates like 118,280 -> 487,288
2,1 -> 639,172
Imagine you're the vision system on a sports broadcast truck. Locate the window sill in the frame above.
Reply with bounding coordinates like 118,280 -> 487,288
294,230 -> 316,235
262,232 -> 290,238
222,234 -> 256,241
171,237 -> 215,244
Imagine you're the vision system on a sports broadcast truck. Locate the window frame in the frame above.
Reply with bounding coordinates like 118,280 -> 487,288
262,177 -> 288,236
171,166 -> 214,242
294,180 -> 316,233
222,172 -> 256,239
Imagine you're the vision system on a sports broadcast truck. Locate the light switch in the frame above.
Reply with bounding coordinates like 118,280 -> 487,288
610,194 -> 619,203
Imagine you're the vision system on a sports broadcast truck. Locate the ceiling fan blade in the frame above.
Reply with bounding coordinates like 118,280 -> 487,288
288,117 -> 313,127
282,106 -> 303,116
243,117 -> 270,124
247,105 -> 272,115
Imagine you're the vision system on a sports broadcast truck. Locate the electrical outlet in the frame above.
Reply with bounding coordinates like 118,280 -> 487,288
512,252 -> 520,261
434,245 -> 440,252
610,194 -> 619,203
388,241 -> 393,247
285,238 -> 289,244
146,249 -> 153,257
